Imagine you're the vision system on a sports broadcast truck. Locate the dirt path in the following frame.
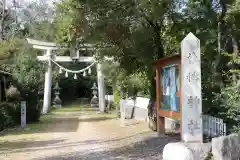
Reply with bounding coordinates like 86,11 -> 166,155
0,107 -> 179,160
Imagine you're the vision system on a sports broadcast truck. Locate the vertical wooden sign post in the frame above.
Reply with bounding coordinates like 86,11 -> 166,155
181,32 -> 203,142
21,101 -> 26,129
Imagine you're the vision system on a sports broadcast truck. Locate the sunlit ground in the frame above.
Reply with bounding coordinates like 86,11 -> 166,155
0,104 -> 116,141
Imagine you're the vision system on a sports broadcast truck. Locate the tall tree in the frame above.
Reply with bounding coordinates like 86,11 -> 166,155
55,0 -> 183,100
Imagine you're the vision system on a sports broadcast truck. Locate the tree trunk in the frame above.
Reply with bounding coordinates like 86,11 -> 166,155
112,83 -> 121,117
232,36 -> 239,85
147,25 -> 164,131
0,0 -> 5,41
212,2 -> 227,88
149,26 -> 164,100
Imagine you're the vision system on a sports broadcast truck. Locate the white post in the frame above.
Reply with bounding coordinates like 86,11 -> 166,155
21,101 -> 26,129
120,100 -> 125,126
97,63 -> 105,113
42,49 -> 52,114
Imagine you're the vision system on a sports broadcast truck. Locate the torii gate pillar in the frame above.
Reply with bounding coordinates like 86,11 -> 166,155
97,63 -> 105,113
42,49 -> 52,114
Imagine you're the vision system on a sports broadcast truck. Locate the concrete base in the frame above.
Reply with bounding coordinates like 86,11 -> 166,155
133,106 -> 148,122
53,104 -> 62,108
163,142 -> 211,160
91,105 -> 99,110
122,105 -> 148,121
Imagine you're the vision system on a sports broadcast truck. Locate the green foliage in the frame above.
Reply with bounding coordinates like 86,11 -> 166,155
102,60 -> 150,103
0,100 -> 44,131
0,37 -> 45,129
58,77 -> 78,103
54,0 -> 240,135
6,85 -> 21,102
27,21 -> 56,41
113,86 -> 120,106
0,103 -> 15,131
9,53 -> 45,122
215,86 -> 240,133
214,51 -> 240,133
0,1 -> 96,131
12,53 -> 45,92
0,0 -> 240,135
0,38 -> 26,65
54,0 -> 179,104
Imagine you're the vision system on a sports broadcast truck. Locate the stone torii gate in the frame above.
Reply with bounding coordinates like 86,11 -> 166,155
26,38 -> 106,114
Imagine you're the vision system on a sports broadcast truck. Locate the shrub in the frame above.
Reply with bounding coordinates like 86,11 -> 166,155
215,86 -> 240,133
0,94 -> 43,131
9,53 -> 45,123
213,52 -> 240,134
0,103 -> 15,131
6,85 -> 21,102
10,102 -> 21,125
17,88 -> 42,122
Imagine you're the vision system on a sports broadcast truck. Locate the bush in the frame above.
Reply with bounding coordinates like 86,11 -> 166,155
0,103 -> 18,131
0,94 -> 43,131
24,91 -> 42,122
215,85 -> 240,133
212,53 -> 240,134
0,91 -> 43,131
6,85 -> 21,102
9,53 -> 45,124
10,102 -> 21,125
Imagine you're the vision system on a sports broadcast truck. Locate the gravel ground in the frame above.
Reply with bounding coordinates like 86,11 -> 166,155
0,108 -> 180,160
37,134 -> 180,160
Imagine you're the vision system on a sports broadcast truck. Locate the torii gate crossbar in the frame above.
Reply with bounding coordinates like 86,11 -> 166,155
27,38 -> 106,114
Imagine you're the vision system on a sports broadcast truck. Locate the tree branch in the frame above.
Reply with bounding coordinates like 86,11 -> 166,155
138,9 -> 157,28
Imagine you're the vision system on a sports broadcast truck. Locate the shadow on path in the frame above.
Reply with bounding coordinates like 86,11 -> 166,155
0,139 -> 66,151
36,135 -> 180,160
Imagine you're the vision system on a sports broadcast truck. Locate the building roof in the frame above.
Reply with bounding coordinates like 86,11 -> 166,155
0,70 -> 11,75
153,54 -> 180,67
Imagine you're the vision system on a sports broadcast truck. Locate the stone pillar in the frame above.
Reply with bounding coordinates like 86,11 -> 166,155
97,63 -> 105,113
42,50 -> 52,114
0,79 -> 2,102
181,32 -> 203,142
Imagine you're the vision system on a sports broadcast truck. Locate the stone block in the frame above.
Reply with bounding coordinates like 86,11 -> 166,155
185,142 -> 212,160
163,143 -> 194,160
133,107 -> 148,122
124,105 -> 134,119
212,133 -> 240,160
165,118 -> 180,132
163,142 -> 211,160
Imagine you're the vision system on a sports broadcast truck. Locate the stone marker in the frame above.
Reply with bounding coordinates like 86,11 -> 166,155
181,32 -> 203,142
21,101 -> 26,129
